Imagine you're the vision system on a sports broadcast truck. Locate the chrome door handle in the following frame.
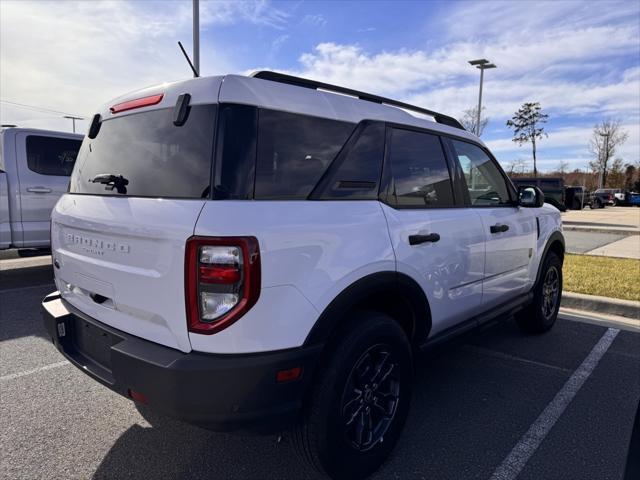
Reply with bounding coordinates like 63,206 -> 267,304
409,233 -> 440,245
26,187 -> 52,193
490,224 -> 509,234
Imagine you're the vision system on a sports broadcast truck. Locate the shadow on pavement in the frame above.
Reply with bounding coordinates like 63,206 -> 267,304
91,320 -> 634,480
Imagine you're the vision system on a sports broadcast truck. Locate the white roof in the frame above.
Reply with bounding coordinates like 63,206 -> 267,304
96,73 -> 482,145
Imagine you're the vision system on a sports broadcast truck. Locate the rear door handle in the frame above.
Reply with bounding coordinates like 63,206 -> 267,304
26,187 -> 52,193
409,233 -> 440,245
490,224 -> 509,234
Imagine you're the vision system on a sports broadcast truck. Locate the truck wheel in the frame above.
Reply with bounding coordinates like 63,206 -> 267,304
293,311 -> 412,480
590,199 -> 600,209
517,252 -> 563,334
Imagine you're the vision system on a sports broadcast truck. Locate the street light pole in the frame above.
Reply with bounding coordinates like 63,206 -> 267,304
468,59 -> 497,136
599,132 -> 610,189
63,115 -> 83,133
193,0 -> 200,76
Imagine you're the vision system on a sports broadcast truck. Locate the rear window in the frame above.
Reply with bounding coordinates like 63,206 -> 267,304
254,110 -> 354,199
70,105 -> 217,198
26,135 -> 81,176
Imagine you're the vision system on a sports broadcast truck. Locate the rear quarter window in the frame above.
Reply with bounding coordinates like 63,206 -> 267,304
26,135 -> 81,176
254,110 -> 354,199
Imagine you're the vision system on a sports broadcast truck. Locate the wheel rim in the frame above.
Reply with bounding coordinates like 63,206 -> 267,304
541,266 -> 560,319
340,344 -> 400,452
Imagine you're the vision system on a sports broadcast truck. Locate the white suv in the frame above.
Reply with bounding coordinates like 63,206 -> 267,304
41,71 -> 564,479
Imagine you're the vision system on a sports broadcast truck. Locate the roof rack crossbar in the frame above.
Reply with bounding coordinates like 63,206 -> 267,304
250,70 -> 466,131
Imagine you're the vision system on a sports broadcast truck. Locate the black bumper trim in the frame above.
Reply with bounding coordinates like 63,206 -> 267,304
41,292 -> 322,433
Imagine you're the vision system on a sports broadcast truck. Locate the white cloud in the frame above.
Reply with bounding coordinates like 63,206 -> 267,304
300,14 -> 327,28
0,0 -> 238,132
200,0 -> 289,29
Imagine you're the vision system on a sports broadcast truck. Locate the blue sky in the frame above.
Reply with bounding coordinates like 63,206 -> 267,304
1,0 -> 639,172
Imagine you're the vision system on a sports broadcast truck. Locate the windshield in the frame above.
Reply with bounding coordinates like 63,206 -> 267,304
69,105 -> 217,198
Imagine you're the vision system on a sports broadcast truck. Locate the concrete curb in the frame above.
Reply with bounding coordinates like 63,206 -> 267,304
563,225 -> 640,235
561,291 -> 640,320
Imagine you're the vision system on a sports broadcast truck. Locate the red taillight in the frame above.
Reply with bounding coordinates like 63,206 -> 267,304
277,367 -> 303,383
128,389 -> 148,404
110,94 -> 164,114
185,236 -> 261,335
199,265 -> 241,284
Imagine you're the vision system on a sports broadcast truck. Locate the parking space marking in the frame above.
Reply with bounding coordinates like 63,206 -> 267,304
489,327 -> 620,480
0,360 -> 69,382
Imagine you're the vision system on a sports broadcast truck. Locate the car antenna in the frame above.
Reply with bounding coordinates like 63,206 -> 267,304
178,41 -> 199,78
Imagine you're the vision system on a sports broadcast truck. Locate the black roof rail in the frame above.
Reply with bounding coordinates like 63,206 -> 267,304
250,70 -> 466,131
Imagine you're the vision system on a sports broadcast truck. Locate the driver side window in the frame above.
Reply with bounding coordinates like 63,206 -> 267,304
451,139 -> 511,206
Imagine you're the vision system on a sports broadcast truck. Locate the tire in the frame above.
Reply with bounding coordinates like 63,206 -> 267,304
516,252 -> 563,334
293,311 -> 412,480
590,199 -> 601,209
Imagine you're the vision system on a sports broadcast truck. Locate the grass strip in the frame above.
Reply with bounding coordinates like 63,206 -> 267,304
563,253 -> 640,302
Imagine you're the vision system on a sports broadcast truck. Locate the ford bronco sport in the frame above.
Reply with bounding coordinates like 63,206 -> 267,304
41,71 -> 564,479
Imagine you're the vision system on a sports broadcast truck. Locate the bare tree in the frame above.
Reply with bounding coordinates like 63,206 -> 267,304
556,160 -> 569,177
459,106 -> 489,136
587,119 -> 629,188
506,102 -> 548,177
507,158 -> 529,176
605,158 -> 625,188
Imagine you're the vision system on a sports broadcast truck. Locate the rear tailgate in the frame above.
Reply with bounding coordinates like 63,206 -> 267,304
52,81 -> 220,352
52,196 -> 205,352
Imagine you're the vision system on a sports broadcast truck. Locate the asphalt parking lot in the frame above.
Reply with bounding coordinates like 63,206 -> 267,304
1,261 -> 639,480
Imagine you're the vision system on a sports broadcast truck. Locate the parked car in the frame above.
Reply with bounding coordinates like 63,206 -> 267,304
610,190 -> 640,207
41,71 -> 564,480
1,127 -> 82,250
510,176 -> 566,211
594,188 -> 619,206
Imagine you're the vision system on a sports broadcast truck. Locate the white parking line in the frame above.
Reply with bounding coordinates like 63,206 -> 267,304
489,327 -> 620,480
0,361 -> 70,382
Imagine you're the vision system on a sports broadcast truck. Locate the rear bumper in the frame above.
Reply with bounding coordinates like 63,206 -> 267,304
41,292 -> 322,433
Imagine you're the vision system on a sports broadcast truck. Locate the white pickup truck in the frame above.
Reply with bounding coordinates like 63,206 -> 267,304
0,127 -> 82,250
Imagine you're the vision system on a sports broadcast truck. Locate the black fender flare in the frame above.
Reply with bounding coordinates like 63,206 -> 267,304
534,230 -> 565,287
303,271 -> 431,347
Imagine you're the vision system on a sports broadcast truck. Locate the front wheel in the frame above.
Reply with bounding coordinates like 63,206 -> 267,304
516,252 -> 563,333
293,312 -> 412,480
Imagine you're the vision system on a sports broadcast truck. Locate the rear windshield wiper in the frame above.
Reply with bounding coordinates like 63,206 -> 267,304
90,174 -> 129,194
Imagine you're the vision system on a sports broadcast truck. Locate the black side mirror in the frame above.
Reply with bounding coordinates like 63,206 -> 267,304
518,186 -> 545,208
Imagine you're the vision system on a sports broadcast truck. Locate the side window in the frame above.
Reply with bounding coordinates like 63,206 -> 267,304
451,139 -> 512,206
254,110 -> 354,199
387,128 -> 455,208
316,122 -> 385,200
26,135 -> 81,176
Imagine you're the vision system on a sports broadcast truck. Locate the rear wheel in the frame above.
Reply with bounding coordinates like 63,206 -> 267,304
590,199 -> 601,209
516,252 -> 562,333
293,312 -> 412,480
